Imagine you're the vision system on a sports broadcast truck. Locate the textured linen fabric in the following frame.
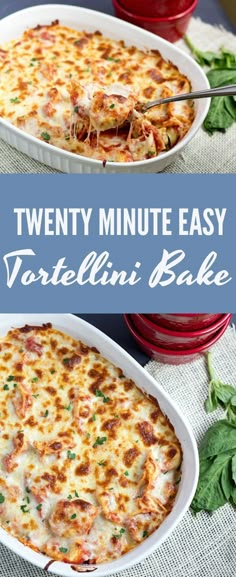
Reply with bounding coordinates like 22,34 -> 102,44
0,17 -> 235,173
1,326 -> 236,576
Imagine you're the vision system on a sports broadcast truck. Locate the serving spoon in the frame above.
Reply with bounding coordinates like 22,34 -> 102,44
138,84 -> 236,112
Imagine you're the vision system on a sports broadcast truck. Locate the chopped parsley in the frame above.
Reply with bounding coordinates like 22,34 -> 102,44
20,505 -> 30,513
13,383 -> 17,388
92,414 -> 96,421
65,135 -> 70,141
31,377 -> 38,383
67,450 -> 76,460
95,389 -> 110,403
147,150 -> 155,158
59,547 -> 68,553
41,132 -> 51,142
71,513 -> 77,520
7,376 -> 15,382
175,478 -> 181,485
50,369 -> 56,374
64,403 -> 72,411
25,487 -> 31,494
63,358 -> 70,364
86,433 -> 91,439
74,490 -> 79,498
93,436 -> 107,448
43,410 -> 49,418
67,494 -> 72,500
74,106 -> 79,113
124,471 -> 129,476
32,394 -> 39,399
3,384 -> 9,391
110,104 -> 115,109
143,530 -> 148,538
109,487 -> 114,490
31,57 -> 38,62
0,494 -> 5,504
36,504 -> 42,511
113,528 -> 125,539
69,73 -> 73,78
106,57 -> 120,63
10,97 -> 20,103
97,460 -> 106,466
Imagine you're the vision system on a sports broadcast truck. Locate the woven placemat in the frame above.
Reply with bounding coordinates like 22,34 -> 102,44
1,326 -> 236,577
0,17 -> 236,173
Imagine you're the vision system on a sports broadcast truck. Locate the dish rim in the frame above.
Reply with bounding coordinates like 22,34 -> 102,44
0,3 -> 210,171
0,313 -> 199,577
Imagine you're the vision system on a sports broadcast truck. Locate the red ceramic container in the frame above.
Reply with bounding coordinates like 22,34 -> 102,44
124,314 -> 232,365
130,314 -> 231,350
112,0 -> 198,42
120,0 -> 193,18
147,313 -> 223,331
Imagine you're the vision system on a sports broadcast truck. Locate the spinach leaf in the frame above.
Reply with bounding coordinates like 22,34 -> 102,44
207,68 -> 236,89
184,37 -> 236,134
192,453 -> 232,512
204,95 -> 235,134
199,420 -> 236,460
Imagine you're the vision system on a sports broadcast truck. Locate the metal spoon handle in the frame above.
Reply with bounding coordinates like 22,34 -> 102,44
144,84 -> 236,111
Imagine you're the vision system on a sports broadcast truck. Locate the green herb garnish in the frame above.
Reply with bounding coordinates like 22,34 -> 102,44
59,547 -> 68,553
7,376 -> 15,382
93,436 -> 107,448
63,358 -> 70,364
36,504 -> 42,511
74,490 -> 79,498
71,513 -> 77,519
20,505 -> 30,513
110,104 -> 115,109
0,494 -> 5,504
95,389 -> 110,403
106,57 -> 120,63
97,460 -> 106,466
41,132 -> 51,142
64,403 -> 72,411
43,410 -> 49,417
32,394 -> 39,399
92,414 -> 96,421
32,377 -> 38,383
25,487 -> 31,494
10,97 -> 20,103
143,530 -> 148,538
50,369 -> 56,374
3,384 -> 9,390
67,450 -> 76,460
112,528 -> 125,539
124,471 -> 129,476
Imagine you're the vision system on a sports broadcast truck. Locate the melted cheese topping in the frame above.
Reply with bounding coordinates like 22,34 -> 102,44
0,20 -> 195,163
0,323 -> 182,565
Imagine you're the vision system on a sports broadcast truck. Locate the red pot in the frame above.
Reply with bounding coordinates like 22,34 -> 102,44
112,0 -> 198,42
147,313 -> 223,331
124,314 -> 232,365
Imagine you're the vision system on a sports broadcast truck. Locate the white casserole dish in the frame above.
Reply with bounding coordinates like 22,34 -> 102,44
0,4 -> 210,174
0,313 -> 199,577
